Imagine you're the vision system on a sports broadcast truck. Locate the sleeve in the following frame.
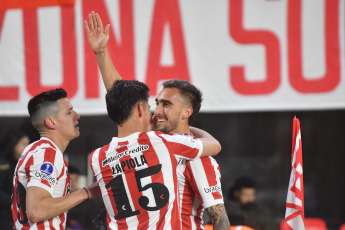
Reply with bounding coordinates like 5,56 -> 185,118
26,148 -> 61,196
158,133 -> 203,160
184,156 -> 224,208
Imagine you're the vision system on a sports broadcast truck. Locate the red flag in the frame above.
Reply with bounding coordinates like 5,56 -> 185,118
0,0 -> 75,10
283,117 -> 305,229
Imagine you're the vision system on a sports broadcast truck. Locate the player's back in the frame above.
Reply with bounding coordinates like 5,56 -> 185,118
90,131 -> 203,230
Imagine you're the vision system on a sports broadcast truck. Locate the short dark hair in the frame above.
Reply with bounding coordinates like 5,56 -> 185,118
106,80 -> 150,125
162,80 -> 202,125
228,176 -> 256,200
27,88 -> 67,131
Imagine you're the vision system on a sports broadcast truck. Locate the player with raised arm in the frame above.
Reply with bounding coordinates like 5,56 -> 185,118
12,89 -> 100,229
89,80 -> 221,229
84,12 -> 230,230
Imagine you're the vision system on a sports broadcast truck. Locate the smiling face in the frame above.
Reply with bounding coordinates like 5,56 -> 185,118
154,87 -> 190,133
53,98 -> 80,141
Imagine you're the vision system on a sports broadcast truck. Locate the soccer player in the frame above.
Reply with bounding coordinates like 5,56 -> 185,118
84,12 -> 230,230
12,89 -> 99,229
155,80 -> 230,230
89,80 -> 221,229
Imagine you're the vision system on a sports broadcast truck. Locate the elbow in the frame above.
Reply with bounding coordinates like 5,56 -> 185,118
27,208 -> 44,223
214,141 -> 221,156
208,140 -> 222,157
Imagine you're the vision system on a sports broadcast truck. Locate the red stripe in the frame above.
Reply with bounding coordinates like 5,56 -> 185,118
181,163 -> 195,230
194,204 -> 203,229
59,161 -> 69,229
169,154 -> 181,230
99,144 -> 128,229
43,146 -> 58,229
13,140 -> 47,229
58,212 -> 65,229
157,132 -> 191,229
89,149 -> 96,176
11,178 -> 19,228
40,148 -> 57,188
48,219 -> 55,229
36,221 -> 45,230
121,153 -> 149,229
159,134 -> 200,159
138,132 -> 168,229
200,157 -> 222,200
25,156 -> 34,184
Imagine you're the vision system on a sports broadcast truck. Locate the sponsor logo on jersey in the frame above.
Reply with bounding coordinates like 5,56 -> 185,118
111,155 -> 148,175
35,171 -> 56,185
40,162 -> 54,175
204,185 -> 222,194
102,144 -> 149,167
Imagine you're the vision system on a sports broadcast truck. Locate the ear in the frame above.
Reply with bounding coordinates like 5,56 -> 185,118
137,102 -> 144,118
182,106 -> 193,120
44,118 -> 56,129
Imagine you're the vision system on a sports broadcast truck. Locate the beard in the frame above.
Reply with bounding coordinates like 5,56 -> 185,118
154,117 -> 180,134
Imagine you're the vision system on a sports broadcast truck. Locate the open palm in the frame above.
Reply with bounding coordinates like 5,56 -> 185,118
84,11 -> 110,52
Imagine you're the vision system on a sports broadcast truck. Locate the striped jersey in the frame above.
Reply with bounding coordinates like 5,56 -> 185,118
12,137 -> 71,230
177,157 -> 224,230
89,131 -> 203,230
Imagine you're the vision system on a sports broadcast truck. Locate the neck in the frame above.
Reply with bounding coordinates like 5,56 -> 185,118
117,120 -> 144,138
171,124 -> 191,135
40,131 -> 69,153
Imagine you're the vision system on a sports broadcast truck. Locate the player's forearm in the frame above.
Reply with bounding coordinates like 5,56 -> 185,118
96,50 -> 122,91
190,127 -> 221,157
206,204 -> 231,230
26,188 -> 88,223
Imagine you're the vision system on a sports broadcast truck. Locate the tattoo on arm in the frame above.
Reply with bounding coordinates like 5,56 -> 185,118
205,204 -> 231,230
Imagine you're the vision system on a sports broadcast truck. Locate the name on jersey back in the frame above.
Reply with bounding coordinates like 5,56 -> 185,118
102,144 -> 150,176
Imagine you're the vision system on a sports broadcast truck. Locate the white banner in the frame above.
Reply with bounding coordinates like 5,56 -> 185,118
0,0 -> 344,115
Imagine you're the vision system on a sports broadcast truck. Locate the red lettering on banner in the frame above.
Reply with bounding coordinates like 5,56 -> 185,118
145,0 -> 190,95
0,10 -> 19,101
229,0 -> 281,95
288,0 -> 340,93
82,0 -> 135,98
23,7 -> 77,97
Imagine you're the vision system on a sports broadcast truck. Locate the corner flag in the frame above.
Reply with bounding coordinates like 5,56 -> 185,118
283,117 -> 304,229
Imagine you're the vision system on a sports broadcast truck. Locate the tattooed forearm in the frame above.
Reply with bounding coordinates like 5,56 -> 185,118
205,204 -> 231,230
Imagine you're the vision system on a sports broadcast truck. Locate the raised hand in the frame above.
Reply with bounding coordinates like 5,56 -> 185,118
84,11 -> 110,53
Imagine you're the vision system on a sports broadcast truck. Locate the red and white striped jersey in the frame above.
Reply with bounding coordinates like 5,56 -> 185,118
177,156 -> 224,230
89,131 -> 203,230
12,137 -> 71,230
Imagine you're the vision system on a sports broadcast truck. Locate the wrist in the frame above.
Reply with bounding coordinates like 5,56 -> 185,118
82,187 -> 89,200
94,48 -> 107,55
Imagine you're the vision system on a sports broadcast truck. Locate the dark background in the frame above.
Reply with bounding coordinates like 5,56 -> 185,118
1,110 -> 345,229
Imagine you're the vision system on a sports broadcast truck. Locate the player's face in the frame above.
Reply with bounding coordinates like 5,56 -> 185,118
236,188 -> 256,205
54,98 -> 80,141
154,88 -> 187,133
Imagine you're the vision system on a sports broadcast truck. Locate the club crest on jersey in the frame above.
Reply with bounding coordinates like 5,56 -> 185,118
40,162 -> 54,175
204,185 -> 222,194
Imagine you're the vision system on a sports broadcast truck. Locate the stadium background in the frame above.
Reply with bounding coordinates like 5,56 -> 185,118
1,0 -> 345,229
